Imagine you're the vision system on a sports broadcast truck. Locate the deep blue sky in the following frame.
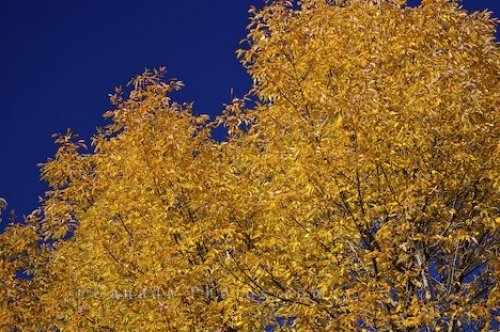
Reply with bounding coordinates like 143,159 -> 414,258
0,0 -> 498,229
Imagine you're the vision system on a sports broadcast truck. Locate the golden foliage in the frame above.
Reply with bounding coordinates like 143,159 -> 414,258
1,1 -> 499,331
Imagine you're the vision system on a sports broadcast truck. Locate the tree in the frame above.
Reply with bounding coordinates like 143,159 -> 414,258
0,0 -> 498,331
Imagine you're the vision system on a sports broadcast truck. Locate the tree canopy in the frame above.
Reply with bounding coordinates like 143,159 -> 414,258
1,0 -> 499,331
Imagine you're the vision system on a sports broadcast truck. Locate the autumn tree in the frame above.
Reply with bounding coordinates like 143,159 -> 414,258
0,0 -> 498,331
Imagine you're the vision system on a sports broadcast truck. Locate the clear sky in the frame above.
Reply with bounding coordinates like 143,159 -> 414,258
1,0 -> 499,230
